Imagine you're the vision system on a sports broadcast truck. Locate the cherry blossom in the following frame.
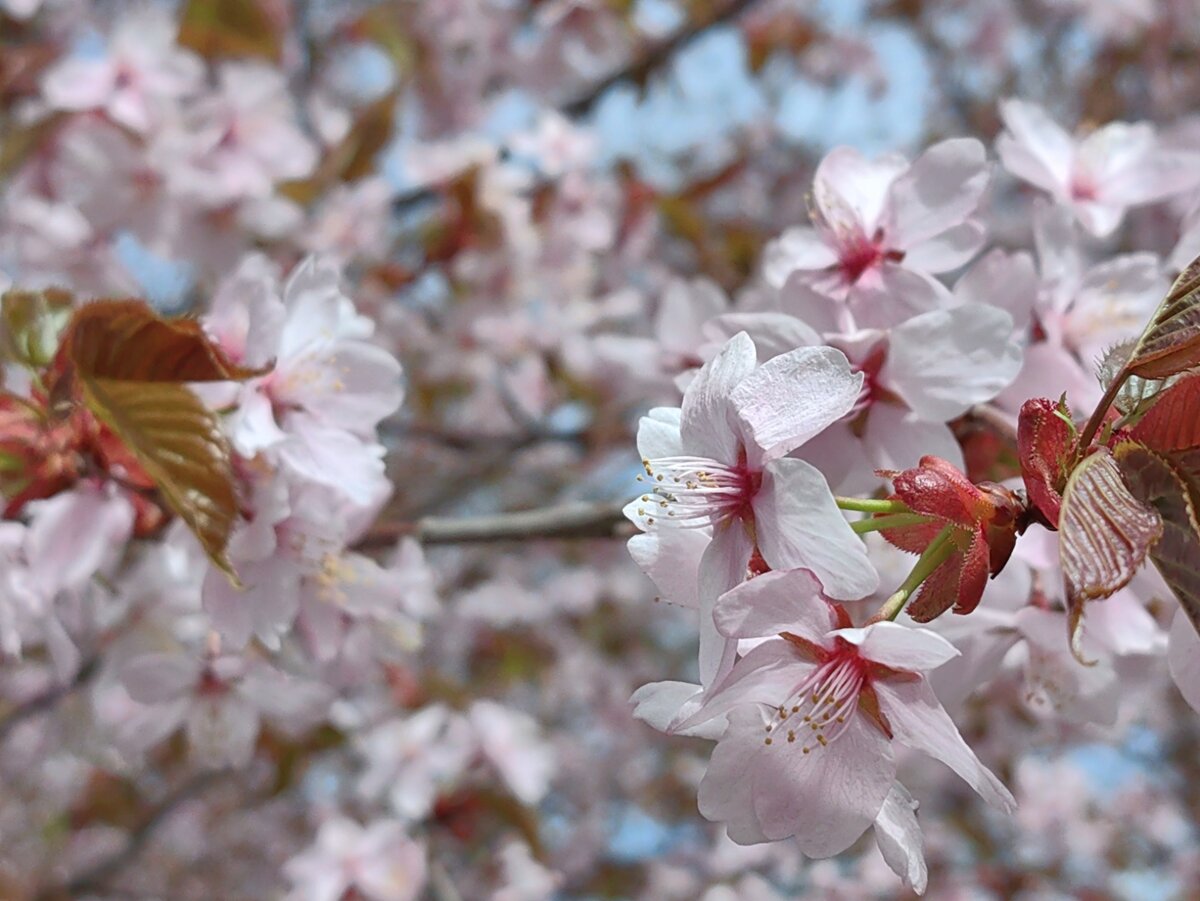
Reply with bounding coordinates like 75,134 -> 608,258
996,99 -> 1200,237
670,569 -> 1014,856
283,817 -> 426,901
766,139 -> 990,328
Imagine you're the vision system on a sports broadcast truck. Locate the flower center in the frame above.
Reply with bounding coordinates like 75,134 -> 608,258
763,650 -> 866,754
636,452 -> 759,529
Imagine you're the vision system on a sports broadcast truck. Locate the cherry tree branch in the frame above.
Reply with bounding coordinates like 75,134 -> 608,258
359,500 -> 631,550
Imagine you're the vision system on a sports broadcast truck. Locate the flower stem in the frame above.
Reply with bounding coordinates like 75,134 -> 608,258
872,525 -> 956,622
850,512 -> 932,535
835,496 -> 910,514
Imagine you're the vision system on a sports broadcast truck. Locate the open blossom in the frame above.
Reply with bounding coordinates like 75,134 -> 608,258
672,569 -> 1014,856
766,139 -> 990,329
40,6 -> 203,133
283,817 -> 426,901
628,332 -> 877,686
996,99 -> 1200,237
204,254 -> 402,505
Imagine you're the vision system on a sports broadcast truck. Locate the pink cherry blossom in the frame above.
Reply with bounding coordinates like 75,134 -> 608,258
629,332 -> 877,686
996,99 -> 1200,237
283,818 -> 426,901
767,139 -> 990,329
673,569 -> 1014,853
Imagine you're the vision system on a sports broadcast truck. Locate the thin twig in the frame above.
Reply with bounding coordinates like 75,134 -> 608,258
0,655 -> 99,743
560,0 -> 764,118
358,500 -> 631,550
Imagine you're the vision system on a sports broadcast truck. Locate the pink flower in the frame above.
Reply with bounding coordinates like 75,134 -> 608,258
283,817 -> 426,901
119,651 -> 333,768
996,99 -> 1200,237
628,332 -> 877,686
40,7 -> 203,133
673,569 -> 1014,852
767,139 -> 990,329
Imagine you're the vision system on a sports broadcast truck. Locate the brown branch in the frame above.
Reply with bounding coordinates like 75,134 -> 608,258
358,500 -> 631,550
560,0 -> 764,118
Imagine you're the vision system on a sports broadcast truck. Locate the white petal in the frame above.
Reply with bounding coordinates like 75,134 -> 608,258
753,459 -> 879,600
902,220 -> 987,273
762,226 -> 839,288
886,138 -> 990,250
996,99 -> 1074,193
731,346 -> 863,464
627,528 -> 708,608
1169,610 -> 1200,714
698,524 -> 754,687
635,407 -> 683,461
630,680 -> 722,740
884,303 -> 1021,422
953,249 -> 1039,332
680,332 -> 757,463
862,407 -> 964,477
835,621 -> 960,672
712,569 -> 832,640
876,678 -> 1016,813
873,783 -> 928,896
815,147 -> 908,235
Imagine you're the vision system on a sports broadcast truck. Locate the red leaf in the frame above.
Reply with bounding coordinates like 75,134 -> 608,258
1130,373 -> 1200,452
1017,397 -> 1074,528
1059,448 -> 1162,658
1125,254 -> 1200,379
892,455 -> 990,524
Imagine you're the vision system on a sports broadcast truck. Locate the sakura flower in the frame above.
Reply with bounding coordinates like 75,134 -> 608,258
673,569 -> 1015,852
994,202 -> 1165,417
995,99 -> 1200,237
789,299 -> 1022,493
283,817 -> 426,901
40,6 -> 203,133
156,62 -> 318,206
356,705 -> 475,820
468,700 -> 557,805
628,332 -> 877,686
118,651 -> 333,768
767,139 -> 990,329
493,841 -> 562,901
204,255 -> 402,505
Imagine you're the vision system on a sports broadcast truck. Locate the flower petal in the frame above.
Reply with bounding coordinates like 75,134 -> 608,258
754,458 -> 879,600
712,569 -> 832,640
873,783 -> 928,896
886,138 -> 989,250
875,678 -> 1016,813
731,346 -> 863,464
835,621 -> 960,672
680,332 -> 757,462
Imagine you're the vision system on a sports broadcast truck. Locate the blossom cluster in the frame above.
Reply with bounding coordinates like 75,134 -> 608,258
2,1 -> 1200,899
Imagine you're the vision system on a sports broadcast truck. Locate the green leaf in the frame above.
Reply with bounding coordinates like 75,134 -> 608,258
1115,443 -> 1200,636
178,0 -> 281,62
1059,448 -> 1162,660
1,288 -> 73,370
1124,254 -> 1200,379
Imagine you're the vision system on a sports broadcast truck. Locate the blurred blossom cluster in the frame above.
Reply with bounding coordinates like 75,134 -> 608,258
3,1 -> 1200,899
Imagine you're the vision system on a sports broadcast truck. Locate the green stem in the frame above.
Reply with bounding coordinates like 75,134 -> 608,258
1076,372 -> 1126,458
850,512 -> 932,535
835,496 -> 910,515
872,525 -> 956,622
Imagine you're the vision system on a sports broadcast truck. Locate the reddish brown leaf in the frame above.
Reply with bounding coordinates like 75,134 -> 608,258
62,300 -> 266,383
80,378 -> 239,578
1059,448 -> 1162,659
1126,254 -> 1200,379
1017,397 -> 1074,528
1116,443 -> 1200,636
1130,373 -> 1200,452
